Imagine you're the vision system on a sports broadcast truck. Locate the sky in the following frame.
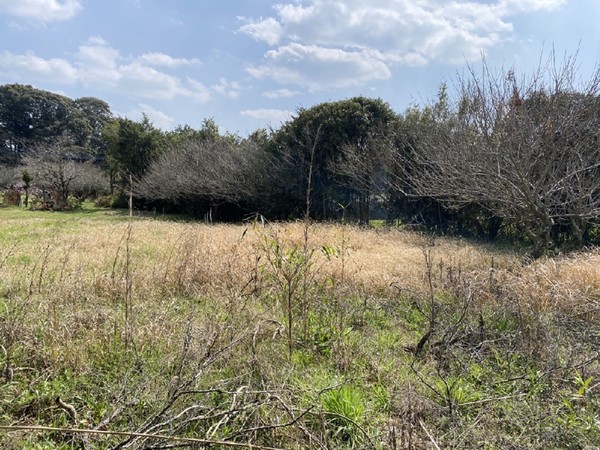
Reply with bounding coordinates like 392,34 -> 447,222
0,0 -> 598,135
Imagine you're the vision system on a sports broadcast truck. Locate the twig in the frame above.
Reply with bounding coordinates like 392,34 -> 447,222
56,396 -> 78,422
226,396 -> 315,438
0,425 -> 284,450
458,393 -> 527,407
418,420 -> 441,450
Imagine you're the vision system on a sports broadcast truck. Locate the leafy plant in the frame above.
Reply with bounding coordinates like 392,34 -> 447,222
321,385 -> 366,447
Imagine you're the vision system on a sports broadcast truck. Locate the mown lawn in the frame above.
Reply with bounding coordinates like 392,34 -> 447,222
1,204 -> 600,449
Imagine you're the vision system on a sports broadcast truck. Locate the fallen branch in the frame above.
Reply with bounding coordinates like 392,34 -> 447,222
0,425 -> 284,450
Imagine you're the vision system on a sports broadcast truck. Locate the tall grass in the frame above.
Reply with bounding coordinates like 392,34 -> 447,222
1,206 -> 599,449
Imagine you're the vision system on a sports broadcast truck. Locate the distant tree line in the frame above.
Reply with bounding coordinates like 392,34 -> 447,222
1,52 -> 599,255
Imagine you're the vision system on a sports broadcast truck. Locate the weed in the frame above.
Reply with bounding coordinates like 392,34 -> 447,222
1,206 -> 600,448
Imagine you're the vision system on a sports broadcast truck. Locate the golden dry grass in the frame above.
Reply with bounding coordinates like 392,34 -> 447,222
2,215 -> 599,311
3,209 -> 600,449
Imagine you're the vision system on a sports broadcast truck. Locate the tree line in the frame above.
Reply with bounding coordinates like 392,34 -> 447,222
1,53 -> 599,256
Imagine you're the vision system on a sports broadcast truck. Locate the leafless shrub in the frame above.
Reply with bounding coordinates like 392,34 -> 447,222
24,134 -> 105,208
0,165 -> 17,189
136,136 -> 268,205
392,51 -> 600,256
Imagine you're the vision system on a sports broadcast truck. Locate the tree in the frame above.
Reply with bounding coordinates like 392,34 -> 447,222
0,165 -> 17,189
269,97 -> 399,221
21,169 -> 33,207
24,134 -> 92,209
69,163 -> 110,201
73,97 -> 113,153
0,84 -> 92,164
136,132 -> 268,218
392,53 -> 600,255
104,115 -> 166,190
334,124 -> 396,224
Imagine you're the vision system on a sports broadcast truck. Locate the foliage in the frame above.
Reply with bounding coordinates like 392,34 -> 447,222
0,84 -> 111,165
103,115 -> 166,189
320,385 -> 366,446
268,96 -> 399,221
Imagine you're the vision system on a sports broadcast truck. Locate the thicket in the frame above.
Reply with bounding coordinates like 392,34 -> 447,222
1,52 -> 599,255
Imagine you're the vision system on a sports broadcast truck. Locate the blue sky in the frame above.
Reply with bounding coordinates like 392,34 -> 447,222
0,0 -> 598,135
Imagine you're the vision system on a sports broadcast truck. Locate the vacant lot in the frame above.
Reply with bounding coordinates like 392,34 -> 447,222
1,206 -> 600,449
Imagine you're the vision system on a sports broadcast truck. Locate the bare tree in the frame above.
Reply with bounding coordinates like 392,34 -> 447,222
69,162 -> 110,201
391,52 -> 600,256
334,126 -> 393,224
136,136 -> 268,206
0,165 -> 17,189
24,134 -> 98,209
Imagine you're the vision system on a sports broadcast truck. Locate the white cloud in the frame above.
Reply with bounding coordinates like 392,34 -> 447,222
75,37 -> 122,87
262,88 -> 300,98
138,52 -> 201,68
241,108 -> 293,125
241,0 -> 568,89
0,0 -> 82,22
273,4 -> 315,24
0,50 -> 78,84
499,0 -> 566,13
238,17 -> 282,45
211,77 -> 241,98
186,78 -> 211,103
125,103 -> 176,130
0,36 -> 213,105
119,62 -> 187,99
248,43 -> 391,90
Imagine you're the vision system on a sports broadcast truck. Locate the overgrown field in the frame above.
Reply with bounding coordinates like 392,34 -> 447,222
1,206 -> 600,449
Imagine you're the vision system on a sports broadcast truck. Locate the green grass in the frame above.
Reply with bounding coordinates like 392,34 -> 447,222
1,205 -> 600,449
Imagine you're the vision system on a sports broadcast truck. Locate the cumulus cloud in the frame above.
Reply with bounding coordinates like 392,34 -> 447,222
138,52 -> 201,68
241,108 -> 293,125
0,0 -> 83,22
0,50 -> 78,84
75,37 -> 122,87
211,77 -> 242,98
262,88 -> 300,98
125,103 -> 176,130
0,36 -> 212,105
186,78 -> 211,103
499,0 -> 565,13
240,0 -> 567,89
238,17 -> 282,45
248,43 -> 391,90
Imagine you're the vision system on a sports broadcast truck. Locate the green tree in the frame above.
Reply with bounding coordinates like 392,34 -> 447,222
21,169 -> 33,207
73,97 -> 113,153
104,115 -> 166,191
269,97 -> 399,221
0,84 -> 92,164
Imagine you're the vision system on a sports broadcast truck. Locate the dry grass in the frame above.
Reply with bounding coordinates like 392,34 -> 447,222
2,208 -> 600,449
2,215 -> 598,329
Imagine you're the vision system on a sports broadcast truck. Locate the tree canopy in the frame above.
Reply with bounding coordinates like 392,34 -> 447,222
0,84 -> 112,165
268,96 -> 399,221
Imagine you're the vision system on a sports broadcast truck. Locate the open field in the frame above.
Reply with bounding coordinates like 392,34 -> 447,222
1,205 -> 600,449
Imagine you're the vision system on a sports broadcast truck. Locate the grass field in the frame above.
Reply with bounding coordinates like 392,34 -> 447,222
1,204 -> 600,449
